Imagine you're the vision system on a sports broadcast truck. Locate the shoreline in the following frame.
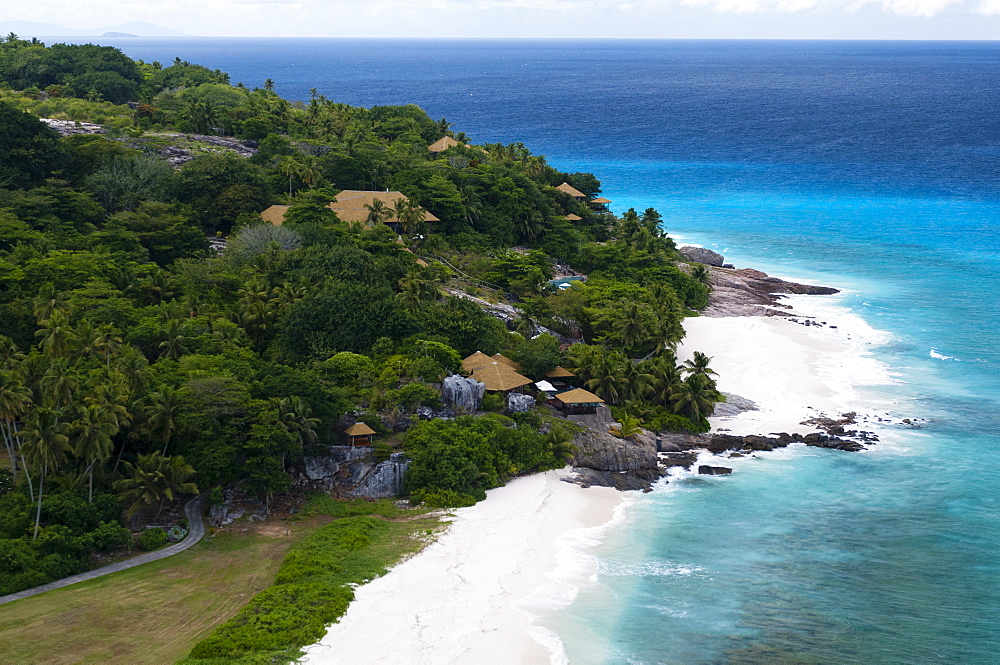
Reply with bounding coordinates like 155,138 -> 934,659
303,282 -> 903,664
301,469 -> 624,665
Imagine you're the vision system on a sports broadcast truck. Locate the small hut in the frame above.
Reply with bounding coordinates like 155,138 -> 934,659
544,366 -> 576,391
471,362 -> 532,393
556,182 -> 587,202
462,351 -> 494,373
428,136 -> 461,157
345,422 -> 376,447
554,388 -> 605,416
590,197 -> 612,212
564,213 -> 582,222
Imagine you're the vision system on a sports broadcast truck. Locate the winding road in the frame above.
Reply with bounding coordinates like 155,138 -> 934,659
0,494 -> 205,606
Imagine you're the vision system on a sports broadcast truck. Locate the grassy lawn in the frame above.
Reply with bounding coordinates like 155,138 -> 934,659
0,520 -> 318,665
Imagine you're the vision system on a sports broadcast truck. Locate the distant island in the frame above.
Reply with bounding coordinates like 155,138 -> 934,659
0,20 -> 187,37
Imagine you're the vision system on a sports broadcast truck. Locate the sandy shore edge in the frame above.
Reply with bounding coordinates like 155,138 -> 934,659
301,469 -> 624,665
304,293 -> 899,664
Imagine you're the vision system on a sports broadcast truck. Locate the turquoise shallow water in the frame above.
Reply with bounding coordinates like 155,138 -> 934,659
71,37 -> 1000,663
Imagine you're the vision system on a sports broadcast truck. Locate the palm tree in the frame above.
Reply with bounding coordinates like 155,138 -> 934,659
69,404 -> 118,503
146,388 -> 182,456
610,413 -> 644,440
613,300 -> 648,352
640,354 -> 681,408
298,154 -> 324,189
35,313 -> 76,359
669,374 -> 721,424
683,351 -> 718,381
271,396 -> 319,456
184,100 -> 218,134
40,359 -> 77,411
116,452 -> 198,520
158,319 -> 191,360
392,198 -> 426,237
364,199 -> 390,227
21,406 -> 71,539
0,370 -> 32,487
93,328 -> 123,371
32,284 -> 70,325
585,353 -> 627,405
263,78 -> 275,91
619,360 -> 654,404
278,156 -> 302,197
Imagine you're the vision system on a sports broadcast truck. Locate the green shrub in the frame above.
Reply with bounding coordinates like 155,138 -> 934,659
417,490 -> 477,508
137,527 -> 168,551
481,393 -> 504,412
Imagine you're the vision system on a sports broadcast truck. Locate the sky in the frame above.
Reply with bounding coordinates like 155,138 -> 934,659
4,0 -> 1000,39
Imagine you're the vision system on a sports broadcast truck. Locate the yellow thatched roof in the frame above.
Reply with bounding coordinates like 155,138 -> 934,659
345,422 -> 376,436
462,351 -> 493,373
260,205 -> 291,226
428,136 -> 461,152
556,182 -> 586,198
260,192 -> 438,227
471,363 -> 532,392
591,197 -> 612,204
491,353 -> 523,372
328,191 -> 440,225
545,366 -> 575,379
555,388 -> 604,404
564,214 -> 582,221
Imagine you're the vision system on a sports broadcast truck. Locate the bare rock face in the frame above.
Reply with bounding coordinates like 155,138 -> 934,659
568,427 -> 665,491
442,375 -> 485,414
507,393 -> 536,413
703,266 -> 840,318
698,465 -> 733,475
680,246 -> 725,266
349,453 -> 410,498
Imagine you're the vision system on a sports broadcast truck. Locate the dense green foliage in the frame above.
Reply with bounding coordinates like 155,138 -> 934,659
0,39 -> 722,608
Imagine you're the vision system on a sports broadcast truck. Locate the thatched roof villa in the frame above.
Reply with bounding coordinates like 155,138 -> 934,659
260,191 -> 439,228
428,136 -> 461,156
470,362 -> 532,392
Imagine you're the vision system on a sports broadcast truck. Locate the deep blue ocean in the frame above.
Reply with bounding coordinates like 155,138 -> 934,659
73,38 -> 1000,663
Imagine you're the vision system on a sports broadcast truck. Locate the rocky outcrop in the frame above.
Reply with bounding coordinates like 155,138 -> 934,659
698,465 -> 733,475
568,427 -> 665,491
680,246 -> 725,266
507,393 -> 536,413
703,266 -> 840,318
349,453 -> 410,498
299,446 -> 371,491
441,374 -> 485,414
712,393 -> 759,418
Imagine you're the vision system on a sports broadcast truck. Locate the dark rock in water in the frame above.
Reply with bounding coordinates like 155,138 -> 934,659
659,452 -> 698,469
680,246 -> 725,266
570,467 -> 662,492
442,374 -> 485,413
699,465 -> 733,475
713,392 -> 759,418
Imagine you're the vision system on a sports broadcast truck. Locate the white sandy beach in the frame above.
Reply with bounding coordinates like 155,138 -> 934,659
303,294 -> 896,664
678,294 -> 897,436
301,470 -> 624,665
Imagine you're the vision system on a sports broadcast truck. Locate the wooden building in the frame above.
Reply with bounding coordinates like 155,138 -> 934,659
554,388 -> 605,415
556,182 -> 587,202
544,366 -> 576,391
260,191 -> 439,229
428,136 -> 461,157
345,422 -> 376,447
590,196 -> 612,212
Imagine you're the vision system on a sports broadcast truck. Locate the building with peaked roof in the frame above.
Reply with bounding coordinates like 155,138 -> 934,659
260,191 -> 439,228
428,136 -> 461,156
461,351 -> 494,373
260,205 -> 290,225
491,353 -> 523,372
471,362 -> 532,392
556,182 -> 586,201
563,213 -> 582,222
590,196 -> 612,212
554,388 -> 605,415
545,366 -> 575,379
345,422 -> 376,446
